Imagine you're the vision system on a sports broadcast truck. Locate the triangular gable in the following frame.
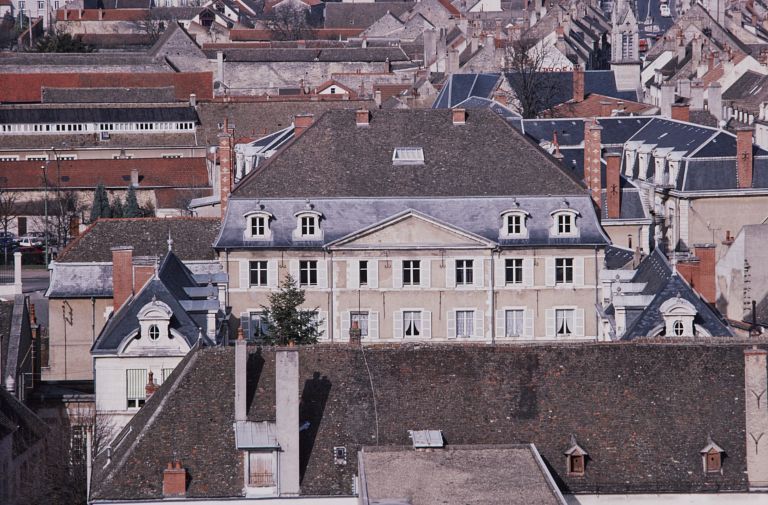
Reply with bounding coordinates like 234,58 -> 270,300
328,210 -> 495,249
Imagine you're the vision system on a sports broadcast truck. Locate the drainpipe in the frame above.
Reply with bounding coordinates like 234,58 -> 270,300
490,247 -> 500,344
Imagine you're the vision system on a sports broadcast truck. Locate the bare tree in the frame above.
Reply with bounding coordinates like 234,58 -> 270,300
0,184 -> 19,236
264,4 -> 313,41
504,32 -> 563,119
133,9 -> 167,44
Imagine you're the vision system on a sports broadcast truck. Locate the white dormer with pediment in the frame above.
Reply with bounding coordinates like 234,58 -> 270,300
637,143 -> 656,180
653,147 -> 674,184
623,141 -> 643,177
293,207 -> 323,241
119,299 -> 190,355
499,207 -> 530,239
659,295 -> 696,337
244,209 -> 274,241
550,206 -> 580,238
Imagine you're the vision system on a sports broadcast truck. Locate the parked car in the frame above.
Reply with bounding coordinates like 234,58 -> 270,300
660,4 -> 671,17
0,232 -> 17,248
18,236 -> 43,248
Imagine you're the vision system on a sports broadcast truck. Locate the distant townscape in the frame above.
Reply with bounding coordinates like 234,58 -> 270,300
1,0 -> 768,504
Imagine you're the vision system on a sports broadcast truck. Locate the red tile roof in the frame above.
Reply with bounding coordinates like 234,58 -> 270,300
0,72 -> 213,103
550,93 -> 656,118
0,157 -> 210,190
55,8 -> 150,21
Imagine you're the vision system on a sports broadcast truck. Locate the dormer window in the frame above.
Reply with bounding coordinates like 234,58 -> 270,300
550,209 -> 580,237
148,324 -> 160,341
700,436 -> 724,474
244,211 -> 273,241
392,147 -> 424,165
499,209 -> 529,239
293,209 -> 323,241
564,435 -> 588,477
658,295 -> 697,337
301,215 -> 316,236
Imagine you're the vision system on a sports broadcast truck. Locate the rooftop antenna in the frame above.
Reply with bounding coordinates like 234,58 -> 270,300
167,228 -> 174,252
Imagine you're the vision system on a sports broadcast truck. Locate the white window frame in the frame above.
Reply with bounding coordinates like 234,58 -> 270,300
299,260 -> 318,287
495,306 -> 533,339
244,211 -> 273,241
351,311 -> 369,337
402,260 -> 421,286
244,451 -> 278,496
545,306 -> 585,338
293,211 -> 323,240
504,258 -> 523,285
347,259 -> 378,289
550,209 -> 580,237
555,257 -> 574,285
392,147 -> 424,165
249,260 -> 269,287
402,310 -> 422,337
455,309 -> 475,337
499,209 -> 529,239
0,156 -> 19,161
342,308 -> 379,340
126,368 -> 148,409
555,308 -> 575,337
503,308 -> 525,337
455,259 -> 474,286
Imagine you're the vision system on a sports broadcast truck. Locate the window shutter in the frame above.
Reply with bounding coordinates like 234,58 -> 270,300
347,260 -> 359,289
393,311 -> 403,339
575,308 -> 585,337
473,258 -> 485,288
341,310 -> 351,339
240,260 -> 249,289
317,310 -> 328,339
447,311 -> 456,338
545,257 -> 555,286
494,257 -> 505,288
574,257 -> 585,287
445,258 -> 456,289
240,312 -> 251,339
523,258 -> 534,287
421,310 -> 431,338
369,311 -> 379,339
126,369 -> 148,399
495,310 -> 505,338
420,260 -> 431,288
392,260 -> 402,288
289,260 -> 299,283
267,260 -> 278,288
545,308 -> 555,337
474,310 -> 484,338
317,260 -> 328,288
524,309 -> 534,338
368,260 -> 379,288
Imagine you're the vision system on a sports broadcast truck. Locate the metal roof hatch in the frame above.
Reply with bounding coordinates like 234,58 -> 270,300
408,430 -> 444,449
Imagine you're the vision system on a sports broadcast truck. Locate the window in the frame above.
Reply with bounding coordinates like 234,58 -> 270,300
392,147 -> 424,165
569,454 -> 585,475
359,261 -> 368,286
556,309 -> 574,337
455,259 -> 474,285
26,156 -> 47,161
162,154 -> 182,159
249,260 -> 268,287
250,311 -> 269,340
57,155 -> 76,161
0,157 -> 18,162
557,213 -> 573,234
505,309 -> 524,337
706,450 -> 721,473
403,311 -> 421,337
456,310 -> 474,337
148,324 -> 160,340
505,258 -> 523,285
37,1 -> 44,9
301,215 -> 316,236
248,452 -> 275,487
403,260 -> 421,286
507,214 -> 522,235
299,260 -> 318,286
673,320 -> 684,336
126,369 -> 147,408
555,258 -> 574,284
334,446 -> 347,465
71,425 -> 87,466
351,311 -> 369,337
19,1 -> 25,9
551,211 -> 579,236
250,215 -> 266,237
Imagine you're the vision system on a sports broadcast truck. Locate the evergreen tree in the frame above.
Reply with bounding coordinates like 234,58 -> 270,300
111,196 -> 124,218
90,183 -> 110,222
124,186 -> 140,218
261,275 -> 322,345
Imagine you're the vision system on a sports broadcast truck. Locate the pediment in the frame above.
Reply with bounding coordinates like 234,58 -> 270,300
329,212 -> 493,249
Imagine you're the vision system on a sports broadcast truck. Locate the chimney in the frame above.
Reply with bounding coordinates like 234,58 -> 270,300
189,93 -> 197,107
423,28 -> 437,67
690,80 -> 704,110
293,114 -> 313,138
692,35 -> 703,68
218,121 -> 233,219
234,327 -> 247,422
692,244 -> 716,303
216,51 -> 225,83
583,120 -> 603,207
452,108 -> 466,125
98,8 -> 103,20
744,346 -> 768,487
145,371 -> 159,399
676,31 -> 685,62
355,109 -> 370,127
111,246 -> 134,311
276,348 -> 300,495
162,461 -> 187,498
737,126 -> 755,189
679,78 -> 691,98
671,103 -> 690,122
573,65 -> 585,103
660,82 -> 675,117
447,48 -> 459,74
606,153 -> 621,219
374,89 -> 382,108
707,82 -> 722,122
130,168 -> 139,188
206,309 -> 217,340
600,100 -> 613,117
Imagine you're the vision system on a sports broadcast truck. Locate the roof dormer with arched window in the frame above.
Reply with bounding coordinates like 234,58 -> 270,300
244,209 -> 274,241
293,205 -> 323,241
550,206 -> 580,238
499,208 -> 530,240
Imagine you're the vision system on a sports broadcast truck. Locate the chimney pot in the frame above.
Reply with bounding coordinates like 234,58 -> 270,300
355,109 -> 370,127
145,371 -> 159,398
293,114 -> 314,137
162,461 -> 187,498
452,108 -> 466,125
189,93 -> 197,107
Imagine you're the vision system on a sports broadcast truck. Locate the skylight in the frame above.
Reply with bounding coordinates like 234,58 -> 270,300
392,147 -> 424,165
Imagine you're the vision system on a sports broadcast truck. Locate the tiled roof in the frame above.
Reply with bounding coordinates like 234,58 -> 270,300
324,2 -> 415,29
0,132 -> 199,150
56,218 -> 220,263
232,109 -> 587,198
0,72 -> 213,103
55,8 -> 152,21
41,86 -> 177,104
91,343 -> 759,500
0,158 -> 209,190
550,93 -> 656,118
205,47 -> 409,62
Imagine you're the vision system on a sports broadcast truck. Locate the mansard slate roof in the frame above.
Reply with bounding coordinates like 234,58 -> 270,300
216,196 -> 609,249
504,71 -> 639,109
522,117 -> 653,147
90,343 -> 760,500
0,105 -> 198,125
232,109 -> 588,198
56,218 -> 220,263
432,73 -> 502,109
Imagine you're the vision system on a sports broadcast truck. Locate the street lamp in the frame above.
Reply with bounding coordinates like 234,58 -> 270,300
40,162 -> 49,267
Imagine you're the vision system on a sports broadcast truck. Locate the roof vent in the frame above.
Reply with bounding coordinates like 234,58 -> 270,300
392,147 -> 424,165
409,430 -> 444,449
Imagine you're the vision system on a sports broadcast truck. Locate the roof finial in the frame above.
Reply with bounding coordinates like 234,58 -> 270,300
167,228 -> 173,252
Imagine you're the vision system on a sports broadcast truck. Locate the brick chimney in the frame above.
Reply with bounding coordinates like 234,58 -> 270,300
583,119 -> 603,207
293,114 -> 313,138
218,120 -> 233,219
573,65 -> 585,103
600,100 -> 613,117
162,461 -> 187,498
737,126 -> 754,189
671,103 -> 690,122
452,108 -> 466,125
111,246 -> 134,311
676,244 -> 716,304
605,153 -> 621,219
145,371 -> 159,399
355,109 -> 370,127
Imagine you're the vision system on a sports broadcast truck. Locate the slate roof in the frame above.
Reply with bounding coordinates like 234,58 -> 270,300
604,245 -> 635,270
0,105 -> 198,125
324,2 -> 415,29
522,117 -> 653,147
232,109 -> 588,198
505,71 -> 638,111
432,73 -> 502,109
0,132 -> 200,150
41,86 -> 177,104
46,264 -> 113,299
215,196 -> 610,249
208,47 -> 409,62
56,218 -> 220,263
90,343 -> 760,500
0,301 -> 13,388
0,387 -> 45,450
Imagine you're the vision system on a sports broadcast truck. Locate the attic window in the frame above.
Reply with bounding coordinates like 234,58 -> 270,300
700,436 -> 724,474
334,446 -> 347,465
393,147 -> 424,165
564,435 -> 588,477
